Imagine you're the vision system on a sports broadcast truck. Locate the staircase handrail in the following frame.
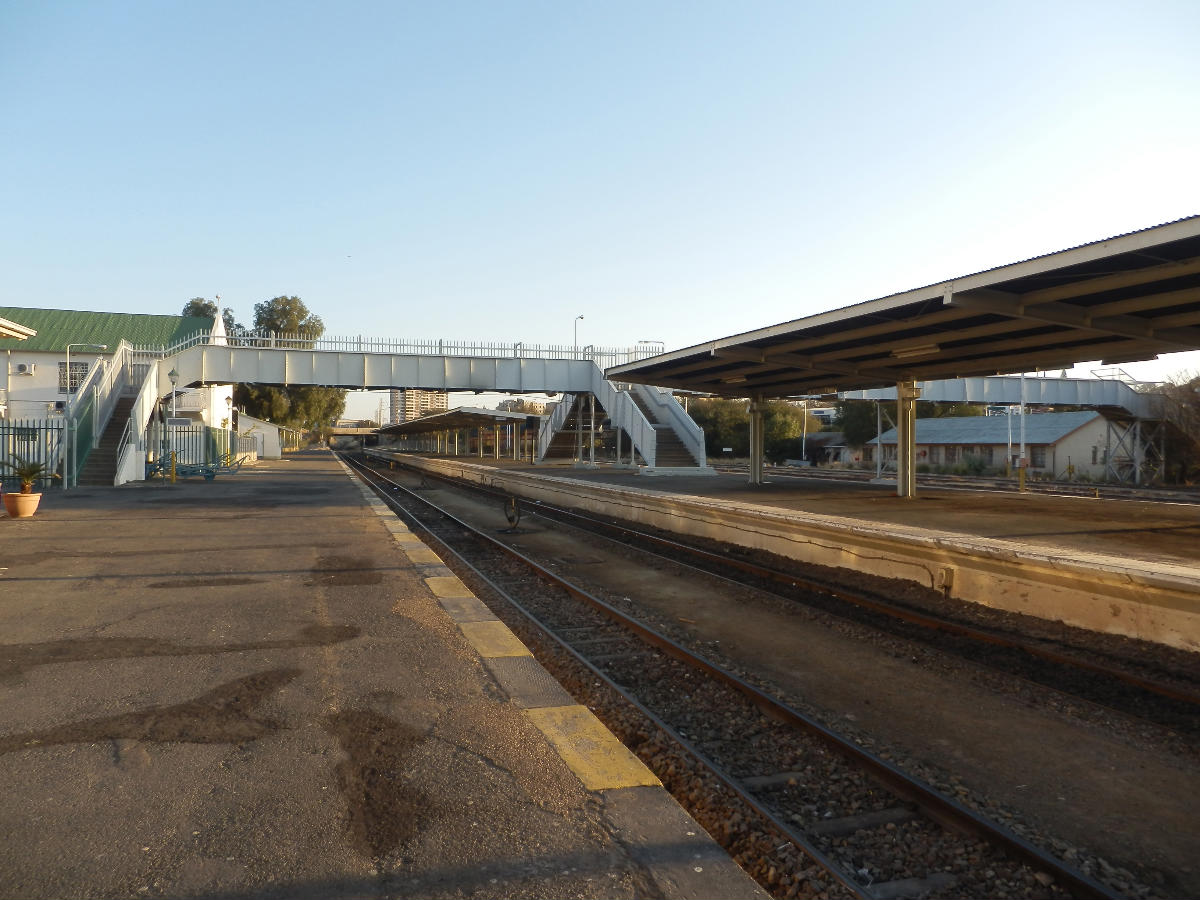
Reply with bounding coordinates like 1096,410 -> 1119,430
537,393 -> 576,461
65,340 -> 133,484
114,363 -> 162,485
588,369 -> 657,466
630,383 -> 706,466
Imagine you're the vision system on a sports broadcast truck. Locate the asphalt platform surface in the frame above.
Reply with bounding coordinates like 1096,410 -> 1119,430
0,451 -> 764,900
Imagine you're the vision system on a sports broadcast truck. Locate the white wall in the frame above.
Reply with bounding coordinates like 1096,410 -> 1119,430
3,350 -> 106,419
237,414 -> 282,459
1054,420 -> 1110,480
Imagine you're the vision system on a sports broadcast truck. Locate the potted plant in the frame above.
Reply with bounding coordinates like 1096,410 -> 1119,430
2,456 -> 58,518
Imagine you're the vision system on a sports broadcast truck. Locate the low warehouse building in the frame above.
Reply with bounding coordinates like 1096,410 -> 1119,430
870,410 -> 1111,479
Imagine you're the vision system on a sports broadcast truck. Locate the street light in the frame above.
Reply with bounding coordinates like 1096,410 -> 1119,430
63,342 -> 107,491
167,368 -> 179,418
574,315 -> 584,358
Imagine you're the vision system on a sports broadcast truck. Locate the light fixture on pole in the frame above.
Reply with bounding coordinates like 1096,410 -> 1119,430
63,342 -> 108,492
168,368 -> 179,418
166,368 -> 180,479
574,315 -> 584,358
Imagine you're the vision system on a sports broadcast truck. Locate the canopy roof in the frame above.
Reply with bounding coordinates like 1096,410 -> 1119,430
607,217 -> 1200,399
378,406 -> 531,435
0,315 -> 36,340
872,410 -> 1101,446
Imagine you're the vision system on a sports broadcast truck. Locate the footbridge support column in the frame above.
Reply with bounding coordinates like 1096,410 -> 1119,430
896,380 -> 920,498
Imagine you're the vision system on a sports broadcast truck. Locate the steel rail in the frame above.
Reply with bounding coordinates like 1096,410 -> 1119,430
345,455 -> 868,899
346,453 -> 1125,900
712,464 -> 1200,506
366,451 -> 1199,708
529,503 -> 1200,707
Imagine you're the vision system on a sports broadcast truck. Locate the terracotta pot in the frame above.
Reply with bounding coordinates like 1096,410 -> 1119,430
3,491 -> 41,518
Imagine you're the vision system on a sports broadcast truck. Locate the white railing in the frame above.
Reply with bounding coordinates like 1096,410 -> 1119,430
537,394 -> 576,461
630,383 -> 706,466
114,364 -> 162,485
173,391 -> 209,411
137,329 -> 666,371
534,367 -> 659,466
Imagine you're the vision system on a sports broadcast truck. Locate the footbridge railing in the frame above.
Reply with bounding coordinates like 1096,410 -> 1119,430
535,365 -> 660,466
629,383 -> 706,466
140,330 -> 662,374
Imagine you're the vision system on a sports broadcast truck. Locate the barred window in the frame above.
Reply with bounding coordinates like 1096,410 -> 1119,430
1031,445 -> 1047,468
58,361 -> 90,394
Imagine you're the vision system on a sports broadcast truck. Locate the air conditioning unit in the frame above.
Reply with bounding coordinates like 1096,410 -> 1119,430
15,363 -> 35,375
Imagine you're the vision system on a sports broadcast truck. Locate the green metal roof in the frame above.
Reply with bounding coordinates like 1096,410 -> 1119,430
0,307 -> 212,352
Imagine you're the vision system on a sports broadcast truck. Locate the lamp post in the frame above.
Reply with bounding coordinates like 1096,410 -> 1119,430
574,315 -> 584,358
167,368 -> 179,478
63,342 -> 108,491
168,368 -> 179,418
225,394 -> 234,456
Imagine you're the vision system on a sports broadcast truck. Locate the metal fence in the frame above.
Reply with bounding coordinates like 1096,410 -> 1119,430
146,422 -> 234,467
0,419 -> 65,491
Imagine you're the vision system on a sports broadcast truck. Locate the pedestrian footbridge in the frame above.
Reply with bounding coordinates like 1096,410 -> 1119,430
77,332 -> 710,486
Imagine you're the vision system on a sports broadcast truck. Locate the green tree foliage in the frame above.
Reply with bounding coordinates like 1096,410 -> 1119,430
231,296 -> 346,432
252,295 -> 323,339
181,297 -> 239,335
687,398 -> 819,459
916,401 -> 987,418
834,398 -> 985,449
835,400 -> 888,448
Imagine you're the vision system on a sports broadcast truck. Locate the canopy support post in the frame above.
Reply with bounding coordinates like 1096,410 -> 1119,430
748,396 -> 765,486
897,381 -> 920,498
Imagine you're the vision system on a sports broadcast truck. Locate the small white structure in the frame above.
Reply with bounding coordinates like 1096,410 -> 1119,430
237,413 -> 284,460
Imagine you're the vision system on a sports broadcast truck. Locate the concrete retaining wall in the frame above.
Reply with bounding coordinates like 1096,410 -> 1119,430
375,452 -> 1200,652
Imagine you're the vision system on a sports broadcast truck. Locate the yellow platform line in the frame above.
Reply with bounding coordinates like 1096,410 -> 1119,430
525,705 -> 661,791
458,620 -> 532,658
424,575 -> 473,599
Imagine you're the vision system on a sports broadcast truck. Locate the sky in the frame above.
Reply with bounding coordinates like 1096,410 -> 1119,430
3,1 -> 1199,418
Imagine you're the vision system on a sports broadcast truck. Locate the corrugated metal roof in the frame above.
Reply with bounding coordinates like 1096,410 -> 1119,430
873,410 -> 1101,445
607,216 -> 1200,399
0,307 -> 212,352
379,406 -> 531,435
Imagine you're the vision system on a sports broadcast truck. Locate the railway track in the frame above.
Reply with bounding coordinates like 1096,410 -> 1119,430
367,453 -> 1200,735
714,464 -> 1200,506
345,453 -> 1134,900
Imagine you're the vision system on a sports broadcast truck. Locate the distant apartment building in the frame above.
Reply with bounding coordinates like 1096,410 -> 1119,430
390,389 -> 448,424
496,398 -> 548,414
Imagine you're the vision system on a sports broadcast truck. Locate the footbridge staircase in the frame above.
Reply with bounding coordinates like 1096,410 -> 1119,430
80,331 -> 711,484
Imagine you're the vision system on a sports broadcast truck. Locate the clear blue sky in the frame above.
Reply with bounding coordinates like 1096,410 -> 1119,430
3,0 -> 1199,417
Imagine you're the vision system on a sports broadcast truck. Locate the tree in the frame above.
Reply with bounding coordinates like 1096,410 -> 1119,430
687,398 -> 820,460
836,400 -> 889,449
1158,372 -> 1200,483
252,296 -> 323,338
231,295 -> 346,433
181,297 -> 239,335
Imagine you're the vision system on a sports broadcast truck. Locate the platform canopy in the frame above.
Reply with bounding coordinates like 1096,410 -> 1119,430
0,315 -> 36,340
377,406 -> 530,436
606,216 -> 1200,399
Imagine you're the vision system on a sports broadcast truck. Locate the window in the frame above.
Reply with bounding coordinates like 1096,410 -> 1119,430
944,445 -> 959,463
58,361 -> 90,394
1031,445 -> 1047,468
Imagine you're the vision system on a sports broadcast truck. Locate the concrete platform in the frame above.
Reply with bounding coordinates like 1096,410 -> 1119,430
378,453 -> 1200,652
0,451 -> 765,900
